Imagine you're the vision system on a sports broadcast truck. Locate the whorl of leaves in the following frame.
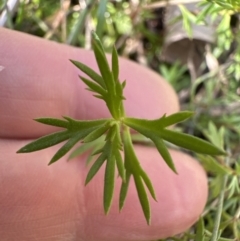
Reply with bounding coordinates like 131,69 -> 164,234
18,31 -> 226,224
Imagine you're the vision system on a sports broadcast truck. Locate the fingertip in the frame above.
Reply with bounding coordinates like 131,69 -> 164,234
1,139 -> 207,240
81,146 -> 208,240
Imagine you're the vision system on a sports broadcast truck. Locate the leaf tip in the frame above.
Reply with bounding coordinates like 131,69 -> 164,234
211,146 -> 227,156
119,204 -> 123,212
33,118 -> 41,122
16,148 -> 24,153
84,179 -> 89,186
146,217 -> 151,226
219,150 -> 228,156
62,116 -> 71,122
172,167 -> 178,175
17,145 -> 30,153
91,30 -> 98,40
48,159 -> 55,166
66,156 -> 72,162
69,59 -> 77,66
104,206 -> 111,215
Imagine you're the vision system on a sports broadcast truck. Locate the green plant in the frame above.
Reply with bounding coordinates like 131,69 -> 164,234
17,32 -> 226,225
208,0 -> 240,12
159,62 -> 190,92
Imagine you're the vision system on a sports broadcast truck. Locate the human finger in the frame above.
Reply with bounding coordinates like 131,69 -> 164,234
0,28 -> 179,138
0,139 -> 207,241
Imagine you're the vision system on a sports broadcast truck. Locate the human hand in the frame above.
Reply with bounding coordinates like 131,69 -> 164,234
0,28 -> 207,241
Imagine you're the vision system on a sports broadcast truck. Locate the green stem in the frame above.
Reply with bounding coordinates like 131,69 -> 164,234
210,155 -> 229,241
67,0 -> 96,45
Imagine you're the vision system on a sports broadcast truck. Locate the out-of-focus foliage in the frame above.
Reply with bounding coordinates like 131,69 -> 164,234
209,0 -> 240,12
1,0 -> 240,240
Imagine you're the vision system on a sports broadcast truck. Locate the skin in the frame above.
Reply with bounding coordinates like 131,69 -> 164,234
0,28 -> 208,241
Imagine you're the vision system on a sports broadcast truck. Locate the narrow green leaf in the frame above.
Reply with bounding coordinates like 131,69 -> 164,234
83,122 -> 110,143
63,117 -> 109,131
122,80 -> 126,89
96,0 -> 107,38
91,146 -> 104,156
85,152 -> 106,185
197,154 -> 231,175
195,217 -> 205,241
160,129 -> 226,155
124,117 -> 150,131
179,4 -> 193,38
91,31 -> 105,53
80,76 -> 106,97
112,46 -> 119,82
124,117 -> 226,155
123,128 -> 142,173
134,175 -> 151,225
119,171 -> 131,210
139,169 -> 157,201
92,32 -> 115,93
151,137 -> 177,173
104,153 -> 116,214
203,122 -> 225,149
124,111 -> 193,130
66,0 -> 95,45
112,123 -> 123,150
93,94 -> 105,100
49,131 -> 85,165
17,130 -> 72,153
115,150 -> 125,181
108,125 -> 117,142
34,118 -> 69,128
196,3 -> 214,23
86,142 -> 105,166
68,141 -> 97,160
161,111 -> 194,127
70,60 -> 106,88
115,81 -> 125,102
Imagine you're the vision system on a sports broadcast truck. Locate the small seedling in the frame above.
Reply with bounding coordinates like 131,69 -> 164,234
17,32 -> 226,225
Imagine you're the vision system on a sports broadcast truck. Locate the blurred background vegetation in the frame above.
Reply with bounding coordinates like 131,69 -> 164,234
0,0 -> 239,240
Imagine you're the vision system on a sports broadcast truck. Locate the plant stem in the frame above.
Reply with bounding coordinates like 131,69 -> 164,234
210,155 -> 230,241
67,0 -> 96,45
